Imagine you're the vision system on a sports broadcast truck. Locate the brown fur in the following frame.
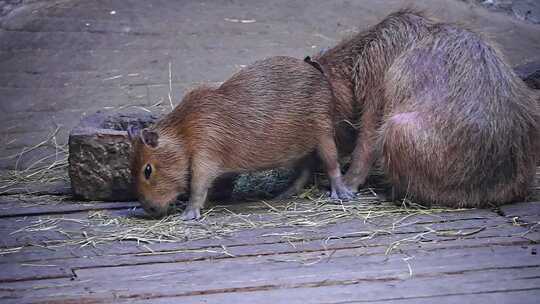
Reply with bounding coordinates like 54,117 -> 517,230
129,56 -> 352,219
314,10 -> 539,208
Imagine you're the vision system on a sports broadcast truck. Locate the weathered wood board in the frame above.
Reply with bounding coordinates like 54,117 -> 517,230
0,193 -> 538,303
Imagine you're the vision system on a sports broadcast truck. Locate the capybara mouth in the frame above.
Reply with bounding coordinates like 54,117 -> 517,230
140,200 -> 172,219
142,205 -> 169,219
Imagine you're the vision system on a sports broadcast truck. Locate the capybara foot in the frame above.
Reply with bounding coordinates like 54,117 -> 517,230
274,189 -> 296,201
330,184 -> 355,201
181,206 -> 201,220
343,172 -> 366,192
274,184 -> 305,200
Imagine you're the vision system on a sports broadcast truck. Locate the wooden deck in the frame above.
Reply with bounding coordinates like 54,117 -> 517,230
1,1 -> 539,303
0,192 -> 539,304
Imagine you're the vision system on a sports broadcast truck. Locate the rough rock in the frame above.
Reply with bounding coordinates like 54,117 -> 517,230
475,0 -> 540,24
512,0 -> 540,24
515,60 -> 540,90
68,110 -> 159,201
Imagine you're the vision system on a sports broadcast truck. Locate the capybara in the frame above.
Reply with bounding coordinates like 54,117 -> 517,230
311,10 -> 539,208
128,56 -> 353,219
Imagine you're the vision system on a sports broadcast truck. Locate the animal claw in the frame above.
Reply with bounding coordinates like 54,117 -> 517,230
330,186 -> 355,201
181,207 -> 201,220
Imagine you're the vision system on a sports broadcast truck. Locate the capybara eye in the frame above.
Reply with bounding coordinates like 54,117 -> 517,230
144,164 -> 152,179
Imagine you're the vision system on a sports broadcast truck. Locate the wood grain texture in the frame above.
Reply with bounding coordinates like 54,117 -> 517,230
0,195 -> 539,303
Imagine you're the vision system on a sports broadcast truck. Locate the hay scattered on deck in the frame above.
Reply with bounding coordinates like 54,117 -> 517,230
0,127 -> 68,195
9,188 -> 467,253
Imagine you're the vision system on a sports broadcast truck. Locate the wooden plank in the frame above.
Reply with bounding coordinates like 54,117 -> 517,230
0,206 -> 529,265
0,181 -> 70,197
4,269 -> 540,303
499,201 -> 540,217
0,195 -> 138,217
122,273 -> 540,304
0,223 -> 527,282
0,221 -> 537,267
499,201 -> 540,230
0,199 -> 537,298
0,208 -> 515,263
0,208 -> 141,248
72,243 -> 540,280
0,205 -> 505,249
1,226 -> 536,283
0,203 -> 534,298
0,205 -> 532,283
0,263 -> 71,283
5,245 -> 539,303
374,290 -> 540,304
123,274 -> 540,304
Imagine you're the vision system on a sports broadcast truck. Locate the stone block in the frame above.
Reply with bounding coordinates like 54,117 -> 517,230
515,60 -> 540,90
68,110 -> 159,201
512,0 -> 540,24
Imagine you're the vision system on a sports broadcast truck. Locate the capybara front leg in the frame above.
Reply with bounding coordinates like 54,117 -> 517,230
318,134 -> 354,200
183,160 -> 219,220
344,108 -> 378,191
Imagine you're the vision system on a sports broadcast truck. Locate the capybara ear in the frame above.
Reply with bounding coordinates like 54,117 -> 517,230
141,129 -> 159,148
127,125 -> 141,141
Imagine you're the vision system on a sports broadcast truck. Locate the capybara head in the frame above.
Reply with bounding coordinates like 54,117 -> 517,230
128,126 -> 189,218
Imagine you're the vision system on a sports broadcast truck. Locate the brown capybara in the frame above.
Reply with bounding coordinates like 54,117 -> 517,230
128,56 -> 353,219
311,10 -> 539,208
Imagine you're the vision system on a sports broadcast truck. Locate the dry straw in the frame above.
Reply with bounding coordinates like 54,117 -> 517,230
0,127 -> 69,195
8,187 -> 466,252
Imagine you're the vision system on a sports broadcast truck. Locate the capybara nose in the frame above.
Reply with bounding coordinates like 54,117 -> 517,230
143,205 -> 167,218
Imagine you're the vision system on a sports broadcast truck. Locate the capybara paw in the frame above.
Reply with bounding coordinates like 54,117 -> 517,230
330,187 -> 355,201
181,207 -> 201,220
274,188 -> 298,201
274,192 -> 292,201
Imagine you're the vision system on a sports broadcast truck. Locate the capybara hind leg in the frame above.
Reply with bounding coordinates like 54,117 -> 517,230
380,112 -> 435,204
318,134 -> 354,200
344,108 -> 378,191
183,159 -> 220,220
275,157 -> 314,200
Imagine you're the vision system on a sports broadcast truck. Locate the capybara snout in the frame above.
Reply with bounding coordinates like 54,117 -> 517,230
129,126 -> 190,218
